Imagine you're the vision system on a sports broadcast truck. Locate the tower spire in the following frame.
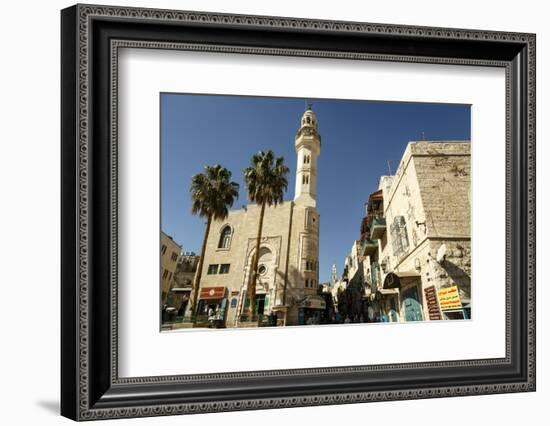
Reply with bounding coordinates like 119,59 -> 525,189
294,106 -> 321,207
331,264 -> 338,285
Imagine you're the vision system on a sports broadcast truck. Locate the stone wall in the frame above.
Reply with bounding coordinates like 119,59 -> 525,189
410,142 -> 471,238
160,232 -> 182,306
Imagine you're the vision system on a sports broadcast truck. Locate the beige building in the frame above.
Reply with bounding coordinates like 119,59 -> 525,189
169,252 -> 199,315
192,107 -> 324,327
160,231 -> 182,306
362,141 -> 471,322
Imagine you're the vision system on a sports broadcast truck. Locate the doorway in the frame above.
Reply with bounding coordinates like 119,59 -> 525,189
256,294 -> 266,315
401,285 -> 423,321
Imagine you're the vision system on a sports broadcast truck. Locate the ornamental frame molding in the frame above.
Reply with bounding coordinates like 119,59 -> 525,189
69,4 -> 535,420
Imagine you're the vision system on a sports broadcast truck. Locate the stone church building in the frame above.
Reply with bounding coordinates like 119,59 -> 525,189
193,106 -> 324,327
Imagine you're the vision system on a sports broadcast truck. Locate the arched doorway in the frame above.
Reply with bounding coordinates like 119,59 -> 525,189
240,245 -> 277,319
383,271 -> 423,322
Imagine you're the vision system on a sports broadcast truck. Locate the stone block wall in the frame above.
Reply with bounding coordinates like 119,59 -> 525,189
411,142 -> 471,239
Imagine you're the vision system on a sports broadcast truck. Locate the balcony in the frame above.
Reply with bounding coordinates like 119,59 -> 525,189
370,216 -> 386,239
362,239 -> 378,256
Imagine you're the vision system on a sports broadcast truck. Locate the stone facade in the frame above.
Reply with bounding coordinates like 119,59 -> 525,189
193,107 -> 322,327
173,253 -> 200,290
167,253 -> 199,315
363,141 -> 471,322
160,231 -> 182,306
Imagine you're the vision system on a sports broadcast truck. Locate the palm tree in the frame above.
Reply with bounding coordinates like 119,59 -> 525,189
243,151 -> 290,319
189,165 -> 239,317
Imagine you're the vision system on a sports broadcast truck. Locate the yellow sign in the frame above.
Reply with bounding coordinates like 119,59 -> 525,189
437,286 -> 462,310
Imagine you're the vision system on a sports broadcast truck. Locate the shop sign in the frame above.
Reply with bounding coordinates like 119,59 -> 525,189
424,285 -> 442,320
199,286 -> 225,300
437,285 -> 462,310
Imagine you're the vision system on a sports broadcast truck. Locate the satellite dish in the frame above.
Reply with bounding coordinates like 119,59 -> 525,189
436,244 -> 447,263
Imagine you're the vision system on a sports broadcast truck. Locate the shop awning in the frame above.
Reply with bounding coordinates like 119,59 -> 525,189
170,287 -> 192,293
383,271 -> 420,289
377,288 -> 399,295
271,305 -> 290,311
199,286 -> 226,300
299,295 -> 326,310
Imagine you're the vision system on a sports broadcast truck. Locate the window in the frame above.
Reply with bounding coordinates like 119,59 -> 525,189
258,264 -> 267,275
171,252 -> 178,262
161,244 -> 167,255
207,264 -> 219,275
371,261 -> 381,288
168,272 -> 172,281
219,264 -> 230,274
391,216 -> 409,256
305,279 -> 309,288
218,225 -> 232,249
162,269 -> 169,279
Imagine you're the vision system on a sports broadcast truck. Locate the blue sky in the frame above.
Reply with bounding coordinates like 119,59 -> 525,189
161,94 -> 470,283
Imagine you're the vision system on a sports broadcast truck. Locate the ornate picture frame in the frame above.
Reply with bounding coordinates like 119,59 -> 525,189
61,4 -> 535,420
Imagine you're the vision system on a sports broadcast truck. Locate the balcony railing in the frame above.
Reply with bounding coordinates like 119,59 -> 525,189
370,216 -> 386,239
362,239 -> 378,256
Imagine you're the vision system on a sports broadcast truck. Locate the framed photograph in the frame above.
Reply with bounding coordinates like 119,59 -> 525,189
61,4 -> 536,421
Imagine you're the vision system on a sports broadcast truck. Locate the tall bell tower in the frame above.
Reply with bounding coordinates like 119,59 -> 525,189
294,104 -> 321,207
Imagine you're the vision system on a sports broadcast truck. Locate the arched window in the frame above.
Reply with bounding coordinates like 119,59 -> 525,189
218,225 -> 232,249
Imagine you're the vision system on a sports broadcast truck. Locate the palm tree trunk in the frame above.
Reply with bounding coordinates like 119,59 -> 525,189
247,202 -> 266,318
190,215 -> 212,318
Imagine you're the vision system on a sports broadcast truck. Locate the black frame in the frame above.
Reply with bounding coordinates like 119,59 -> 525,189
61,4 -> 536,421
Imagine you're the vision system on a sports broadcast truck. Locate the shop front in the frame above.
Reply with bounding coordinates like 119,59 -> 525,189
196,286 -> 227,328
297,295 -> 326,325
383,271 -> 423,322
169,287 -> 192,318
372,288 -> 400,322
